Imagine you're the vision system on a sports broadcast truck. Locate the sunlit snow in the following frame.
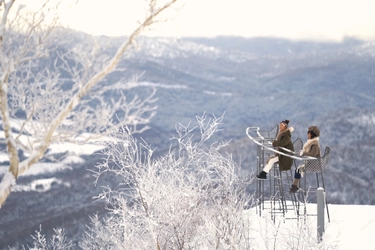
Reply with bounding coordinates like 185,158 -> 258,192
12,177 -> 69,193
129,81 -> 188,89
0,138 -> 94,193
203,90 -> 232,97
247,203 -> 375,250
45,142 -> 104,156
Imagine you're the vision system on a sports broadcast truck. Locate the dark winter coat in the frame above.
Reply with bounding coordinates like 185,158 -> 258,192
272,128 -> 294,171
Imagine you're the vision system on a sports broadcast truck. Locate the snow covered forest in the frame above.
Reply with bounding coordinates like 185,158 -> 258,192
1,0 -> 375,248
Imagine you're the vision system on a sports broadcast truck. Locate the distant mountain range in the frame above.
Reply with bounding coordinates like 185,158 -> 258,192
1,34 -> 375,247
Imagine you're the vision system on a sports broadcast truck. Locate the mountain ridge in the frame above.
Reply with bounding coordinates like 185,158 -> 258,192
1,33 -> 375,248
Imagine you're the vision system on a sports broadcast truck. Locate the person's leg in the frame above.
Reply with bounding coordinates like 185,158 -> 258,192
263,156 -> 279,173
293,170 -> 301,185
257,156 -> 279,179
290,164 -> 304,192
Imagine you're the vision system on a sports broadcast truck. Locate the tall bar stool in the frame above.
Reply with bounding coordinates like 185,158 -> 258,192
300,146 -> 331,222
252,125 -> 279,217
270,138 -> 303,221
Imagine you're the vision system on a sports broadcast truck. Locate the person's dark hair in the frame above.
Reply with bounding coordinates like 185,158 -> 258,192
309,130 -> 317,138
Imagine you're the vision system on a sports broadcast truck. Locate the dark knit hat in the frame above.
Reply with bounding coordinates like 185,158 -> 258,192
281,120 -> 290,127
308,126 -> 320,137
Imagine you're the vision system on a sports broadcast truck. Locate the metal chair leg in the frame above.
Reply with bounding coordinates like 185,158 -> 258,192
319,171 -> 330,222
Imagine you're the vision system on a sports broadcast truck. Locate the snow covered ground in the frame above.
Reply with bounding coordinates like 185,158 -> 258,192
247,203 -> 375,250
323,204 -> 375,249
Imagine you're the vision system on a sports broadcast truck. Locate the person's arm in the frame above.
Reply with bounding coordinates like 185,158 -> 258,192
272,133 -> 291,147
303,144 -> 320,157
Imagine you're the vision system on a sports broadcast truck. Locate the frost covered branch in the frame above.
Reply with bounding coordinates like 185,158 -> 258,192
83,114 -> 254,249
0,0 -> 179,207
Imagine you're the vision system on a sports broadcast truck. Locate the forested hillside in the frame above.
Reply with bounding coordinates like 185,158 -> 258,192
1,34 -> 375,247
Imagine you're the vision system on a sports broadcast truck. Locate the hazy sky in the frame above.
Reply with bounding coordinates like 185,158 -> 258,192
27,0 -> 375,41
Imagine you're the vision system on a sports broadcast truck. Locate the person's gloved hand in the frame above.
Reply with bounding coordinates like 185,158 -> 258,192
299,150 -> 303,156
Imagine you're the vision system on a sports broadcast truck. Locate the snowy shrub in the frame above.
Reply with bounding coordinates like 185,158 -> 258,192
10,227 -> 75,250
80,113 -> 255,250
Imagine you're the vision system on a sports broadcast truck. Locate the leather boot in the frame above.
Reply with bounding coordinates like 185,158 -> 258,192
289,184 -> 299,193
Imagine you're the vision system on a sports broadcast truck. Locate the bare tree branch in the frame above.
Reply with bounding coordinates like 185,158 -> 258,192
0,0 -> 180,207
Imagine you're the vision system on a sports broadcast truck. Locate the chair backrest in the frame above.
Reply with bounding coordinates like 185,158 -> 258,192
305,146 -> 331,172
292,138 -> 303,168
293,138 -> 303,153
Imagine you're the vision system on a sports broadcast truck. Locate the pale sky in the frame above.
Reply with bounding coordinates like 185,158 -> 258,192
23,0 -> 375,41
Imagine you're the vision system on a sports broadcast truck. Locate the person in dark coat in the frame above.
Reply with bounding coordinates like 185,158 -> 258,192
256,120 -> 294,180
289,126 -> 321,193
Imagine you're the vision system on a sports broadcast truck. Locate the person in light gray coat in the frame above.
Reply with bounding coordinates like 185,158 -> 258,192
289,126 -> 321,193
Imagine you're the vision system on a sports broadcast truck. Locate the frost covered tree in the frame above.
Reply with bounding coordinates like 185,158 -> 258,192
79,114 -> 255,249
15,114 -> 334,249
8,227 -> 75,250
0,0 -> 179,207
